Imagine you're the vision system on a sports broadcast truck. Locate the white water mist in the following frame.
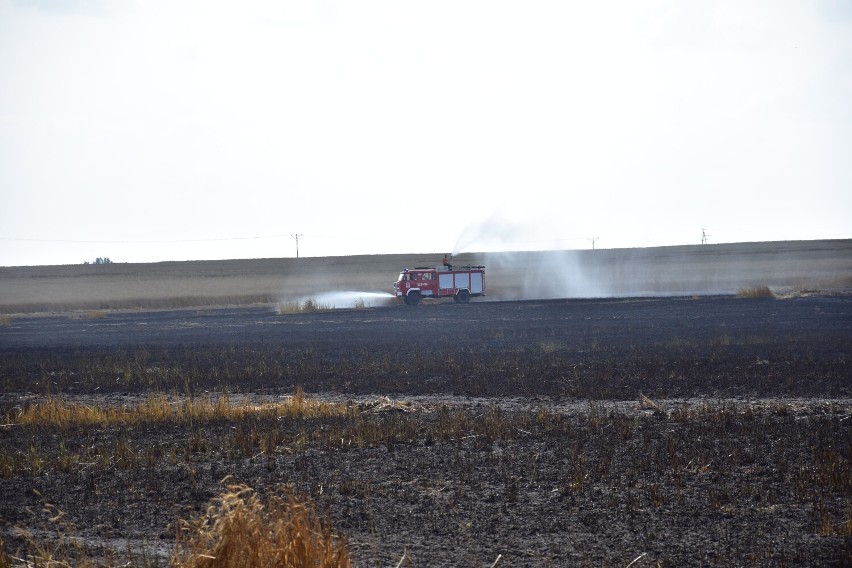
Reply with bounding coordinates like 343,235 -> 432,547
299,291 -> 395,308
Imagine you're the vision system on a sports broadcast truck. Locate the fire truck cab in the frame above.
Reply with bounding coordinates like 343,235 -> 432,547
394,265 -> 485,306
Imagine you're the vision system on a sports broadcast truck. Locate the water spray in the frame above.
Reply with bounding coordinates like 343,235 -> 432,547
294,291 -> 395,309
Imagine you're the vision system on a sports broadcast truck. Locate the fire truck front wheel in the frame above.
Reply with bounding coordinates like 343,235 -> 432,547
454,289 -> 470,303
404,291 -> 421,306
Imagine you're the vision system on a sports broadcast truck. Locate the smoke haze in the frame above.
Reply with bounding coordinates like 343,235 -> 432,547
453,215 -> 852,300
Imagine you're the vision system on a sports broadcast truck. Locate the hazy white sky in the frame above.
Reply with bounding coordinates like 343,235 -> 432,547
1,0 -> 850,266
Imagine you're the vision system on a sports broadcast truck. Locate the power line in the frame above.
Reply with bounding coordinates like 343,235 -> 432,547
0,234 -> 292,244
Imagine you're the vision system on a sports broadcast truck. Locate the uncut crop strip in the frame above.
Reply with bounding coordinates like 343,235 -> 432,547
8,390 -> 353,428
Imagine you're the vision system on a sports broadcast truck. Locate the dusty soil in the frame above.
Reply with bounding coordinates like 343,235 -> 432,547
1,295 -> 850,566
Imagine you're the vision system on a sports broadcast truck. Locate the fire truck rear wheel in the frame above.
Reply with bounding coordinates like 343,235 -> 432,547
455,289 -> 470,303
405,291 -> 421,306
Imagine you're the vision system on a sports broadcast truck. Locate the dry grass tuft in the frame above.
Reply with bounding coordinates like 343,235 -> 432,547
639,392 -> 660,411
639,392 -> 667,418
736,286 -> 775,299
4,494 -> 104,568
173,481 -> 350,568
277,298 -> 334,314
539,340 -> 565,354
0,537 -> 10,568
69,310 -> 108,320
1,484 -> 350,568
0,315 -> 12,327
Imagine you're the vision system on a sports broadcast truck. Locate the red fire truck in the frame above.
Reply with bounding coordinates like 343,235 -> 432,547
393,265 -> 486,305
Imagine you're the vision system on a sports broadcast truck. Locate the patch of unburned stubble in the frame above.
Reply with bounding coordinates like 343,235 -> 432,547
283,291 -> 396,310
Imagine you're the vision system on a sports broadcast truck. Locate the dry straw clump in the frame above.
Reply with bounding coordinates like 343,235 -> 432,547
0,537 -> 11,568
736,286 -> 775,299
173,481 -> 350,568
1,485 -> 350,568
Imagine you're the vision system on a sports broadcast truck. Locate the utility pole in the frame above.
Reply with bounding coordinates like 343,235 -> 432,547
291,233 -> 303,258
701,228 -> 708,245
588,237 -> 599,250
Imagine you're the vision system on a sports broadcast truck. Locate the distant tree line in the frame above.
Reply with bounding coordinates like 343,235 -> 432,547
84,257 -> 113,265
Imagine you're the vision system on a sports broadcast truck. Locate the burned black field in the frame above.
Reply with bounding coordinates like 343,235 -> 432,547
1,295 -> 850,566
